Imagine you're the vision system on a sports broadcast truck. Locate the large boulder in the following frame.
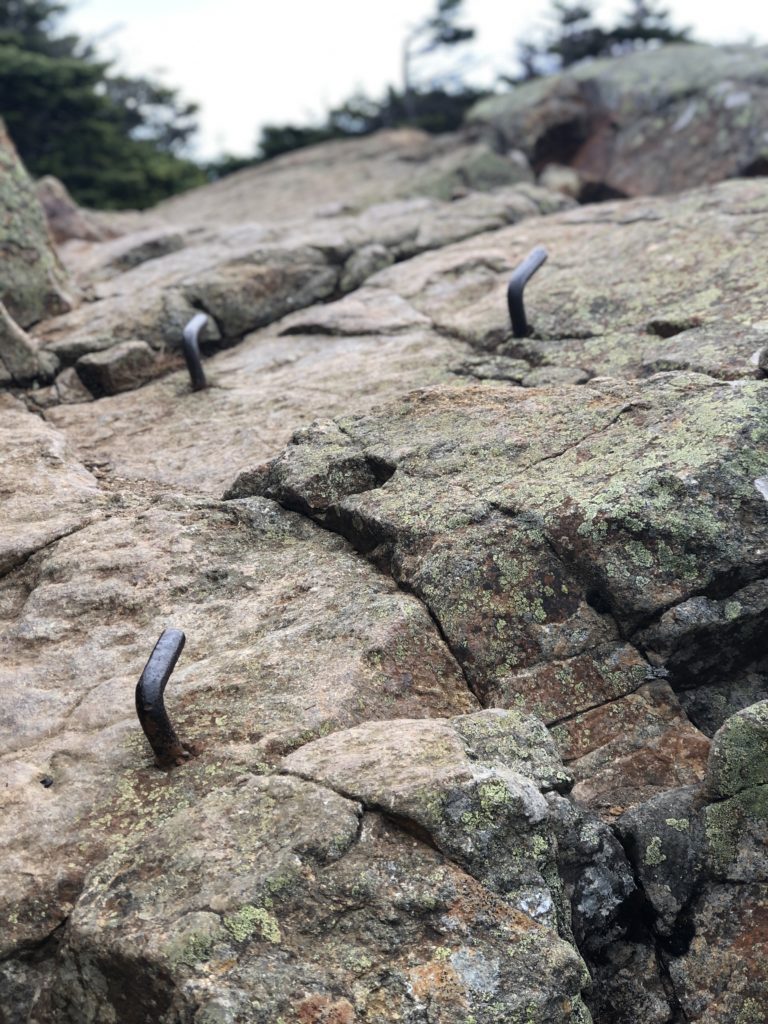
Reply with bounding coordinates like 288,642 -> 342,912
467,44 -> 768,197
0,119 -> 71,327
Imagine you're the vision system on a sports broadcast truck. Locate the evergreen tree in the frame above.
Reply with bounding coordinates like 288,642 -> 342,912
511,0 -> 691,80
402,0 -> 475,116
0,0 -> 205,208
610,0 -> 690,52
546,2 -> 610,69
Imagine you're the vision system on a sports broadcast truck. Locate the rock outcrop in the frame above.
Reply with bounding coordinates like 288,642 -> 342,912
0,119 -> 71,328
2,48 -> 768,1024
468,44 -> 768,198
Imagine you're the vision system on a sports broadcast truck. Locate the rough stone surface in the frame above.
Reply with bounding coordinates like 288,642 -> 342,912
553,682 -> 711,819
31,782 -> 589,1024
613,697 -> 768,1023
46,323 -> 468,495
155,129 -> 536,226
705,700 -> 768,799
468,44 -> 768,197
242,374 -> 765,771
75,339 -> 157,396
0,119 -> 71,327
30,182 -> 568,386
365,179 -> 768,384
0,301 -> 42,384
34,175 -> 112,244
284,712 -> 578,928
0,490 -> 482,1009
0,394 -> 103,576
4,82 -> 768,1023
669,882 -> 768,1024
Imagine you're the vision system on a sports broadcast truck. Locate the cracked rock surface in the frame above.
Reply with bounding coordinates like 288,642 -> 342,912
2,88 -> 768,1023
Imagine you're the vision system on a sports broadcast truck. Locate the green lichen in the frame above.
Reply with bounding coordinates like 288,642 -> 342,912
664,818 -> 690,832
173,932 -> 216,967
707,703 -> 768,799
704,785 -> 768,874
461,778 -> 512,830
644,836 -> 666,866
736,998 -> 764,1023
224,904 -> 281,944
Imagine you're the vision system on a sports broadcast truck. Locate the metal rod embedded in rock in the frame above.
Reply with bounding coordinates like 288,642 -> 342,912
135,628 -> 191,768
507,246 -> 548,338
182,312 -> 209,391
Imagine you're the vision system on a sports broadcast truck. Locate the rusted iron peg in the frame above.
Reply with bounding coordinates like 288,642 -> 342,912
182,312 -> 209,391
507,246 -> 548,338
135,628 -> 191,769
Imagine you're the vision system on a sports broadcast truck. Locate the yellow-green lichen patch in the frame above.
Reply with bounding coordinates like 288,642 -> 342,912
706,702 -> 768,799
664,818 -> 690,832
703,785 -> 768,875
224,904 -> 282,944
644,836 -> 666,867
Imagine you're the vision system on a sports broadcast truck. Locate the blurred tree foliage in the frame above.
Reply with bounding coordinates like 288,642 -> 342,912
209,0 -> 692,178
253,85 -> 486,164
206,0 -> 483,175
0,0 -> 205,208
515,0 -> 691,80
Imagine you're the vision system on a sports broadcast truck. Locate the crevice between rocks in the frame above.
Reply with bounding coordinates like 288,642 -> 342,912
0,518 -> 97,584
282,766 -> 442,855
546,679 -> 653,734
607,827 -> 693,1023
0,918 -> 68,967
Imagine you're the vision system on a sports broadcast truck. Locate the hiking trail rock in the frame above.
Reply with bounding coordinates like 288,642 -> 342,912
3,49 -> 768,1022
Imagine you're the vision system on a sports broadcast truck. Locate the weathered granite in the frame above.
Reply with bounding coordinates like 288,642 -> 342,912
155,129 -> 536,226
46,324 -> 469,495
0,491 -> 476,973
364,179 -> 768,384
0,394 -> 103,576
0,119 -> 71,327
4,103 -> 768,1024
30,782 -> 589,1024
240,373 -> 767,711
468,44 -> 768,197
30,183 -> 568,388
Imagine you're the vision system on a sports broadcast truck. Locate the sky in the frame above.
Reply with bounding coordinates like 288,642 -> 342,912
62,0 -> 768,160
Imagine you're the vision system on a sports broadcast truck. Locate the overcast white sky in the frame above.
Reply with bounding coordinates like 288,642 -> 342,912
63,0 -> 767,159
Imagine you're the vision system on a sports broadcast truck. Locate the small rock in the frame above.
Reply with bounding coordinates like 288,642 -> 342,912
0,303 -> 40,383
55,367 -> 92,404
76,340 -> 157,396
339,243 -> 393,292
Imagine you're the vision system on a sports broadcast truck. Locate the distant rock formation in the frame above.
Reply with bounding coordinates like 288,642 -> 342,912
468,44 -> 768,198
